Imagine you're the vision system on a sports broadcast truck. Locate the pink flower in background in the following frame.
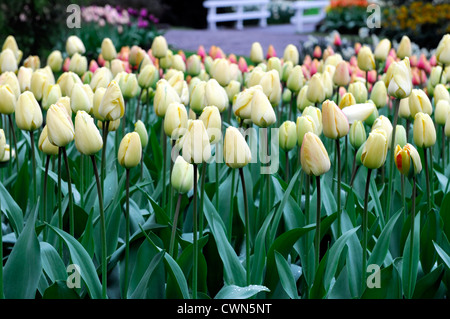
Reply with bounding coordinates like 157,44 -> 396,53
238,57 -> 248,73
197,45 -> 206,61
178,50 -> 186,62
266,44 -> 277,59
89,60 -> 99,73
313,46 -> 322,59
409,55 -> 418,67
368,70 -> 377,84
429,55 -> 437,67
334,32 -> 342,47
63,57 -> 70,72
354,42 -> 361,55
228,53 -> 237,64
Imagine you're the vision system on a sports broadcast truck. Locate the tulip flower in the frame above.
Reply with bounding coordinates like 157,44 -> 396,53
134,120 -> 149,149
98,80 -> 125,121
182,120 -> 211,164
433,84 -> 450,105
205,78 -> 229,113
250,89 -> 276,128
361,128 -> 388,169
296,115 -> 318,147
348,81 -> 368,104
246,66 -> 265,88
397,35 -> 412,59
38,125 -> 59,156
190,80 -> 207,114
15,91 -> 43,132
47,50 -> 63,73
413,112 -> 436,148
370,81 -> 388,108
322,71 -> 334,100
394,125 -> 407,149
74,111 -> 103,156
57,71 -> 83,97
303,105 -> 323,136
223,126 -> 252,169
374,38 -> 391,62
0,129 -> 6,160
357,46 -> 376,72
17,66 -> 32,92
118,132 -> 142,169
101,38 -> 117,62
267,57 -> 282,76
0,84 -> 16,115
338,92 -> 356,109
0,71 -> 20,100
283,44 -> 299,66
296,85 -> 314,111
384,57 -> 412,99
286,65 -> 304,94
90,67 -> 113,92
225,80 -> 241,104
322,100 -> 349,139
151,36 -> 168,59
436,34 -> 450,66
69,53 -> 88,76
70,83 -> 93,113
260,69 -> 282,106
250,42 -> 264,64
233,85 -> 261,121
0,49 -> 18,73
300,132 -> 330,176
138,64 -> 159,89
46,103 -> 74,147
333,61 -> 350,88
349,120 -> 366,149
199,106 -> 222,144
409,89 -> 432,118
118,73 -> 139,100
66,35 -> 85,57
399,97 -> 411,120
281,61 -> 294,83
2,35 -> 22,63
279,120 -> 297,152
210,58 -> 231,87
307,73 -> 326,104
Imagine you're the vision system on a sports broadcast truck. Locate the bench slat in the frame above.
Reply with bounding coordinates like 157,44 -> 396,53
207,11 -> 270,23
204,0 -> 269,8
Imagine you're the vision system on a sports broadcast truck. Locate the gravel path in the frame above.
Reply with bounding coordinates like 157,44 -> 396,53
164,24 -> 311,57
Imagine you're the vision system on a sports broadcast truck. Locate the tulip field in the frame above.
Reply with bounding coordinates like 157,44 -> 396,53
1,28 -> 450,302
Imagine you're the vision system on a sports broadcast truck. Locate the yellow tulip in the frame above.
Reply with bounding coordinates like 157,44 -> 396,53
349,120 -> 366,149
357,46 -> 375,71
199,106 -> 222,144
0,129 -> 6,159
134,120 -> 148,148
341,102 -> 376,124
306,73 -> 325,104
66,35 -> 85,57
302,105 -> 323,136
409,89 -> 432,118
279,120 -> 297,151
250,42 -> 264,64
171,156 -> 197,193
0,49 -> 17,73
283,44 -> 299,66
433,84 -> 450,105
223,126 -> 252,169
0,84 -> 16,114
71,83 -> 93,113
74,111 -> 103,155
260,69 -> 282,106
384,57 -> 412,99
42,84 -> 62,111
154,79 -> 181,117
374,38 -> 391,61
286,65 -> 304,94
322,100 -> 349,139
372,115 -> 393,147
57,71 -> 83,97
98,80 -> 125,121
15,91 -> 43,131
182,120 -> 211,164
69,53 -> 88,76
90,67 -> 113,92
210,58 -> 231,87
17,66 -> 32,92
0,71 -> 20,99
333,61 -> 350,87
397,35 -> 411,59
361,128 -> 388,169
205,78 -> 229,112
435,100 -> 450,126
399,97 -> 411,119
186,54 -> 202,77
2,35 -> 22,63
395,143 -> 422,177
413,112 -> 436,148
348,81 -> 368,104
370,81 -> 388,108
138,64 -> 159,89
46,102 -> 74,147
233,85 -> 262,120
296,115 -> 317,147
47,50 -> 63,72
250,89 -> 276,127
339,92 -> 356,109
300,132 -> 331,176
436,34 -> 450,65
151,36 -> 168,59
118,132 -> 142,169
101,38 -> 117,61
38,125 -> 58,156
296,85 -> 313,111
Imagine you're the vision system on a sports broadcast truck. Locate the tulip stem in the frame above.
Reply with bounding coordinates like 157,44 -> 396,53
215,159 -> 219,210
438,64 -> 445,84
335,138 -> 341,236
101,120 -> 110,204
386,98 -> 399,221
315,175 -> 321,271
305,174 -> 310,228
430,146 -> 434,208
8,115 -> 19,173
192,163 -> 199,299
124,168 -> 130,299
169,193 -> 183,258
30,131 -> 37,208
345,135 -> 349,184
57,148 -> 62,256
62,147 -> 74,237
442,126 -> 446,168
199,163 -> 207,237
43,154 -> 51,242
161,121 -> 167,208
401,174 -> 406,223
407,175 -> 417,299
135,89 -> 143,122
362,168 -> 373,293
91,155 -> 108,299
239,167 -> 251,286
228,168 -> 236,241
80,155 -> 84,207
423,147 -> 431,212
406,119 -> 410,142
285,150 -> 289,182
350,149 -> 358,187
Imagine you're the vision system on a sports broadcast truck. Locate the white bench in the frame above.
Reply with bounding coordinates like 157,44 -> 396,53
290,0 -> 330,33
203,0 -> 270,31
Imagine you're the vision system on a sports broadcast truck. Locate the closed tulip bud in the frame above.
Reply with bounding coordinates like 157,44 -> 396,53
370,80 -> 388,108
46,103 -> 74,147
17,66 -> 32,92
118,132 -> 142,169
251,89 -> 276,127
399,97 -> 411,119
361,128 -> 388,169
90,67 -> 113,92
395,143 -> 422,177
56,96 -> 72,116
429,66 -> 446,86
0,85 -> 16,114
159,50 -> 173,70
409,89 -> 432,117
0,129 -> 5,159
413,112 -> 436,148
71,83 -> 93,113
66,35 -> 85,57
296,85 -> 313,111
42,84 -> 62,110
322,99 -> 349,139
118,73 -> 139,100
172,156 -> 197,193
151,36 -> 168,59
307,73 -> 325,103
205,78 -> 229,112
267,57 -> 282,76
57,71 -> 82,97
223,126 -> 252,169
186,54 -> 201,77
0,49 -> 17,73
153,79 -> 181,117
333,61 -> 350,87
15,91 -> 43,131
301,132 -> 330,176
260,69 -> 282,106
348,81 -> 368,104
372,115 -> 393,146
164,102 -> 188,139
98,80 -> 125,121
129,46 -> 146,67
321,71 -> 334,99
82,71 -> 93,84
134,120 -> 148,148
245,66 -> 265,88
433,84 -> 450,105
2,35 -> 22,63
283,44 -> 299,66
374,38 -> 391,61
397,35 -> 412,59
189,80 -> 207,114
47,50 -> 63,72
281,61 -> 294,82
357,46 -> 375,71
225,80 -> 241,103
138,64 -> 158,90
279,120 -> 297,151
0,71 -> 20,99
296,115 -> 317,146
394,124 -> 407,148
436,34 -> 450,65
303,105 -> 323,135
384,57 -> 412,99
233,85 -> 262,120
110,59 -> 125,77
283,88 -> 292,104
250,42 -> 264,64
93,87 -> 106,121
69,53 -> 88,76
30,70 -> 49,101
349,120 -> 366,149
286,65 -> 304,93
435,100 -> 450,125
74,111 -> 103,155
204,56 -> 213,74
342,102 -> 376,124
199,106 -> 222,144
172,54 -> 186,72
339,92 -> 356,109
101,38 -> 117,62
182,120 -> 211,164
38,125 -> 59,156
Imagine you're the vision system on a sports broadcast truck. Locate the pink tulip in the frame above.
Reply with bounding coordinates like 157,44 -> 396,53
89,60 -> 99,73
63,57 -> 71,72
368,70 -> 377,84
313,46 -> 322,59
238,56 -> 248,73
178,50 -> 186,63
354,42 -> 361,55
266,44 -> 277,59
409,55 -> 418,67
334,33 -> 342,47
197,45 -> 206,61
228,53 -> 237,64
430,55 -> 437,67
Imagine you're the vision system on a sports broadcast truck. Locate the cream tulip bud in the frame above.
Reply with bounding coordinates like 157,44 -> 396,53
118,132 -> 142,169
38,125 -> 59,156
306,73 -> 325,104
15,91 -> 43,131
399,97 -> 411,119
322,71 -> 334,99
164,102 -> 188,139
172,54 -> 186,72
47,50 -> 63,72
357,46 -> 375,71
333,61 -> 350,87
205,78 -> 229,112
199,106 -> 222,144
370,80 -> 388,108
134,120 -> 148,148
225,80 -> 241,103
98,80 -> 125,121
69,53 -> 88,76
46,103 -> 75,147
365,108 -> 379,126
101,38 -> 117,61
279,120 -> 297,151
71,83 -> 93,113
0,49 -> 17,73
0,84 -> 16,114
296,115 -> 317,146
233,85 -> 262,120
435,100 -> 450,126
159,50 -> 173,70
260,69 -> 282,106
286,65 -> 304,93
154,79 -> 181,117
182,120 -> 211,164
151,36 -> 168,59
118,73 -> 139,100
251,89 -> 277,127
322,99 -> 349,139
56,96 -> 72,116
172,156 -> 196,193
186,54 -> 202,76
138,64 -> 159,89
433,84 -> 450,105
250,42 -> 264,64
245,66 -> 265,88
30,70 -> 49,101
361,128 -> 388,169
2,35 -> 22,63
66,35 -> 85,57
303,105 -> 323,136
296,85 -> 313,111
189,80 -> 207,114
300,132 -> 331,176
17,66 -> 32,92
42,84 -> 62,111
349,120 -> 366,149
339,92 -> 356,109
372,115 -> 393,146
92,87 -> 106,121
409,89 -> 432,118
267,57 -> 282,76
0,71 -> 20,99
374,38 -> 391,61
57,71 -> 82,97
109,59 -> 125,77
413,112 -> 436,148
90,67 -> 113,92
436,34 -> 450,65
394,125 -> 407,148
281,61 -> 294,82
74,111 -> 103,155
397,35 -> 412,59
384,57 -> 412,99
223,127 -> 252,169
283,44 -> 299,66
348,81 -> 368,104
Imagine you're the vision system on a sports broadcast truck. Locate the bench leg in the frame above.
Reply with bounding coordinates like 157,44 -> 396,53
236,19 -> 243,30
